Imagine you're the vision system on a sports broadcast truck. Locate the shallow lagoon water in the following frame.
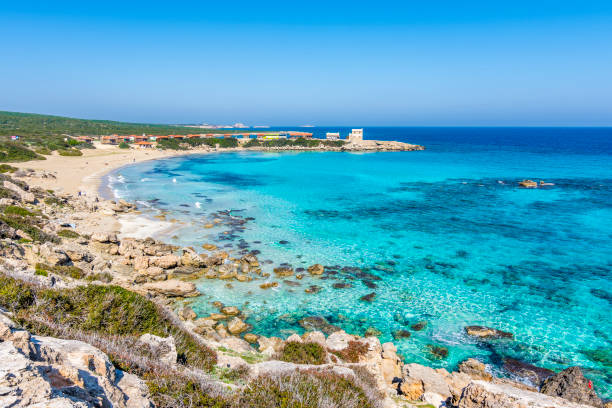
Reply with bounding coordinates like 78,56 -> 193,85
106,128 -> 612,395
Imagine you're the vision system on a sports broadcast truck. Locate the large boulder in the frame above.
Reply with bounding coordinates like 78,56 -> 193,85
142,280 -> 200,297
39,243 -> 70,266
402,363 -> 451,399
540,367 -> 603,408
457,380 -> 596,408
151,255 -> 179,269
227,317 -> 250,335
91,232 -> 118,243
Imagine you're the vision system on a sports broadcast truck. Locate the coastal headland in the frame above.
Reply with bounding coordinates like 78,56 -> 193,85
0,143 -> 608,407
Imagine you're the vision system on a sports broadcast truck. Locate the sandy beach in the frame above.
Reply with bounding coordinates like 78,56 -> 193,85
11,142 -> 212,197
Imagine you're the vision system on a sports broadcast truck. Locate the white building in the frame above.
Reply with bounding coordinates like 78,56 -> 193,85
348,128 -> 363,142
326,132 -> 340,140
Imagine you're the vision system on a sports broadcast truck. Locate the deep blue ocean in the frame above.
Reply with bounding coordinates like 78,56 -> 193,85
106,127 -> 612,395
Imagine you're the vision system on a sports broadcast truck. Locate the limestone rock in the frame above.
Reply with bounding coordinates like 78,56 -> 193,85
0,314 -> 152,407
221,306 -> 240,316
403,363 -> 452,398
459,358 -> 492,381
243,333 -> 259,344
325,330 -> 356,351
457,380 -> 596,408
142,280 -> 199,297
307,264 -> 324,275
138,334 -> 177,365
258,336 -> 284,357
151,254 -> 179,269
286,333 -> 303,343
302,331 -> 326,347
273,267 -> 293,277
39,243 -> 70,266
540,367 -> 603,408
178,306 -> 197,321
399,377 -> 424,400
227,317 -> 250,335
465,325 -> 513,339
91,232 -> 118,243
3,180 -> 36,203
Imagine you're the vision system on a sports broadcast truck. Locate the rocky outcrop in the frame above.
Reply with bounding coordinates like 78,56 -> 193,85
3,180 -> 36,203
459,358 -> 493,381
0,313 -> 152,407
457,380 -> 597,408
141,279 -> 200,297
465,325 -> 513,339
540,367 -> 603,407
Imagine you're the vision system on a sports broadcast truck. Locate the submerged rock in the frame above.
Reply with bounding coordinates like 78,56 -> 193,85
503,358 -> 555,387
411,321 -> 427,331
273,267 -> 293,277
465,325 -> 514,339
307,264 -> 324,275
393,330 -> 412,339
360,292 -> 377,302
427,344 -> 449,359
299,316 -> 341,335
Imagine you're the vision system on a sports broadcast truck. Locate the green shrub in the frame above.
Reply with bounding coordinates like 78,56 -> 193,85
0,275 -> 35,309
0,187 -> 18,199
0,164 -> 17,173
244,138 -> 260,147
57,229 -> 79,239
0,214 -> 59,243
118,142 -> 130,149
2,205 -> 35,217
85,272 -> 113,283
35,147 -> 52,155
44,196 -> 65,206
35,269 -> 48,277
35,263 -> 85,279
278,341 -> 327,365
0,276 -> 216,372
58,148 -> 83,156
0,142 -> 44,162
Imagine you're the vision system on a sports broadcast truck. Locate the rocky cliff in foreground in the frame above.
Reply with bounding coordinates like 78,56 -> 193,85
0,312 -> 152,407
0,172 -> 608,408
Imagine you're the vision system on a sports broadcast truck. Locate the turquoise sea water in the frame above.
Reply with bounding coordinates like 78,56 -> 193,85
106,128 -> 612,396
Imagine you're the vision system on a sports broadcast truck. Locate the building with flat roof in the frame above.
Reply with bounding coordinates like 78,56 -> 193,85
326,132 -> 340,140
348,128 -> 363,142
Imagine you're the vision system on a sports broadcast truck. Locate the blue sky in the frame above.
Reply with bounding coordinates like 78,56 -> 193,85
1,1 -> 611,125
